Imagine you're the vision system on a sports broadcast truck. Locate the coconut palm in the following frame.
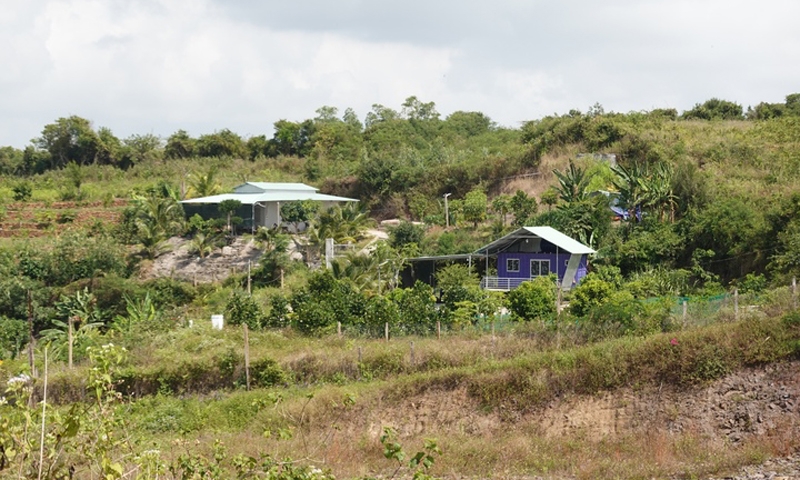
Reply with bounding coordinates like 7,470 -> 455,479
187,166 -> 221,199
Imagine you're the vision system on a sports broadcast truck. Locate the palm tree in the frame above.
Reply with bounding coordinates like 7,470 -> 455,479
553,161 -> 590,205
132,194 -> 184,258
187,166 -> 221,199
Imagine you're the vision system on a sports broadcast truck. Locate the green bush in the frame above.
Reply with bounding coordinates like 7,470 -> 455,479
12,181 -> 32,201
250,357 -> 288,387
569,275 -> 614,317
264,293 -> 290,329
0,316 -> 27,360
143,277 -> 198,307
507,276 -> 557,321
389,281 -> 440,335
225,290 -> 264,330
289,270 -> 366,335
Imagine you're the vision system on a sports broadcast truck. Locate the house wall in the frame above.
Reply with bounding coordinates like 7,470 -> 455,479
497,252 -> 588,285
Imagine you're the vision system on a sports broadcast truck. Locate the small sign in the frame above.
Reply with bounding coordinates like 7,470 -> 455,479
211,314 -> 224,330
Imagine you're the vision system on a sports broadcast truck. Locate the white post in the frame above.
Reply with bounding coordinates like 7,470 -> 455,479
325,238 -> 334,269
444,193 -> 451,228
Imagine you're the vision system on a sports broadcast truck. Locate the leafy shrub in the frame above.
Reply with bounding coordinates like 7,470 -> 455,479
569,275 -> 614,317
507,276 -> 557,321
56,210 -> 77,224
389,281 -> 440,335
12,181 -> 32,201
584,291 -> 645,338
250,357 -> 288,387
264,293 -> 290,328
360,294 -> 400,337
225,290 -> 264,329
389,221 -> 425,249
289,270 -> 365,335
0,316 -> 27,360
143,277 -> 197,307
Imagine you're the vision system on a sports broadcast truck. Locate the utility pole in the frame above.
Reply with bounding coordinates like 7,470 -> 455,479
444,193 -> 452,228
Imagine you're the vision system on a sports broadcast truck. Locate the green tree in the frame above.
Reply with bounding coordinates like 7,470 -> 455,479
253,227 -> 292,286
509,190 -> 538,226
389,221 -> 425,249
131,194 -> 185,259
491,194 -> 511,227
35,116 -> 103,168
682,98 -> 744,120
196,128 -> 247,158
462,187 -> 488,227
219,199 -> 242,232
122,133 -> 162,166
164,129 -> 196,159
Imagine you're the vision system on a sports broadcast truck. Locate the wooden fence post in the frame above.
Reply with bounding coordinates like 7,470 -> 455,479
734,288 -> 739,321
247,260 -> 252,295
437,320 -> 441,340
68,316 -> 74,370
410,341 -> 415,367
682,300 -> 688,324
27,290 -> 35,377
385,322 -> 389,342
337,321 -> 342,338
793,277 -> 797,310
243,324 -> 251,391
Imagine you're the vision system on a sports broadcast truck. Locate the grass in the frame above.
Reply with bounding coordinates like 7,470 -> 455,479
26,302 -> 799,478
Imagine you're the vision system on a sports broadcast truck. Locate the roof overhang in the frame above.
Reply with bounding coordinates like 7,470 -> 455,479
473,226 -> 595,256
181,192 -> 358,205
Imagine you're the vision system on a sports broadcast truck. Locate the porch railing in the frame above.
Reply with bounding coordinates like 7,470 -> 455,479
480,276 -> 530,291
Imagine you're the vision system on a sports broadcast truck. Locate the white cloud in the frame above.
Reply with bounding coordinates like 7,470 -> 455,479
1,0 -> 799,147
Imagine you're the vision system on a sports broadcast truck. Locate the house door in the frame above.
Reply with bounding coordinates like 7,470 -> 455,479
530,259 -> 550,278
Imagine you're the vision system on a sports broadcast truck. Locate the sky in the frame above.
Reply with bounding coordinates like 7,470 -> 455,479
1,0 -> 799,148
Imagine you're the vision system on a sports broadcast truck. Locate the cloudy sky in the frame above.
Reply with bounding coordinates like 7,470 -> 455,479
1,0 -> 798,148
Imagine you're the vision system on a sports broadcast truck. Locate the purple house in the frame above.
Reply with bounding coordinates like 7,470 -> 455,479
475,226 -> 595,291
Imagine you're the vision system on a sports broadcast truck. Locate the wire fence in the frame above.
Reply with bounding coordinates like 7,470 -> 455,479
338,279 -> 799,340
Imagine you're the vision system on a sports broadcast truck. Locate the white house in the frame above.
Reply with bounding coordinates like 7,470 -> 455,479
181,182 -> 358,230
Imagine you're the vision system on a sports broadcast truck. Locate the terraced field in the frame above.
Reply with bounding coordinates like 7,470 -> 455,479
0,199 -> 127,237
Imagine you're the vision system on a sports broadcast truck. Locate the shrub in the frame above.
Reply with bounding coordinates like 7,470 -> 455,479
0,316 -> 27,360
143,277 -> 198,307
389,221 -> 425,249
56,210 -> 76,224
225,290 -> 264,329
264,293 -> 291,328
569,275 -> 614,317
506,276 -> 557,322
290,270 -> 366,335
12,181 -> 32,201
389,281 -> 440,335
249,357 -> 288,387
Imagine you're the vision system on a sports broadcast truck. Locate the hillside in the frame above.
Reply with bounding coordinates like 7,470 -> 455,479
2,98 -> 800,479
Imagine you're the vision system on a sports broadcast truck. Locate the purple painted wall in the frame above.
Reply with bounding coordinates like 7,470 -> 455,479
497,252 -> 589,285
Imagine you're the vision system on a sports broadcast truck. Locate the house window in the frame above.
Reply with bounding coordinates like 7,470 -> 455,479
507,258 -> 520,273
530,259 -> 550,277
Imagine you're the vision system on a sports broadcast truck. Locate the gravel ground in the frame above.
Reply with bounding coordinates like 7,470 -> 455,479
704,454 -> 800,479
